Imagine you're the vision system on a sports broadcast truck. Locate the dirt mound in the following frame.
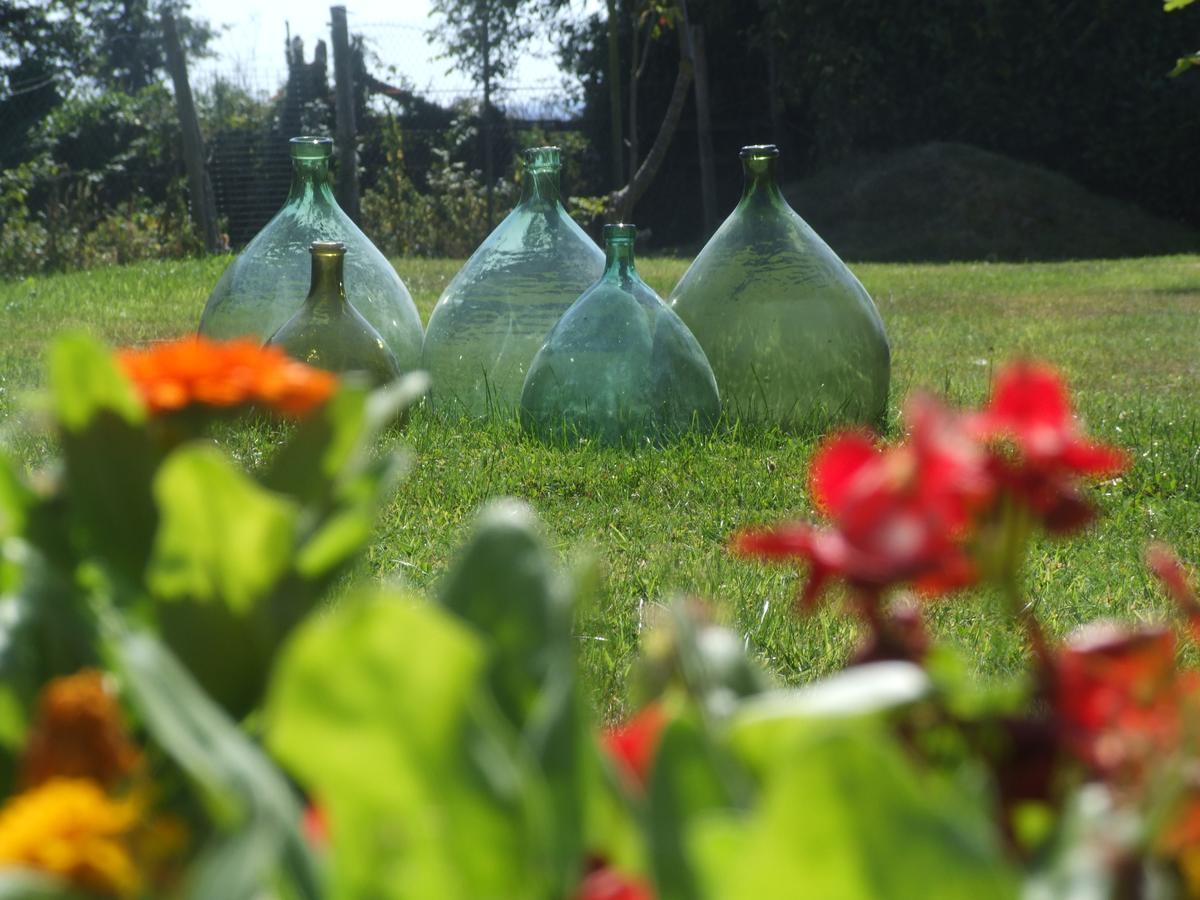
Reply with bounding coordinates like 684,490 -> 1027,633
783,142 -> 1197,262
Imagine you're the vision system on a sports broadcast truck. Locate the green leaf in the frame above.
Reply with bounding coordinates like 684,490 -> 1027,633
438,499 -> 594,891
631,604 -> 771,716
692,717 -> 1017,900
102,617 -> 320,900
148,445 -> 297,613
146,444 -> 301,716
47,334 -> 157,582
439,499 -> 573,733
0,455 -> 30,541
648,717 -> 734,900
266,589 -> 551,900
47,332 -> 144,431
733,661 -> 930,729
1169,53 -> 1200,76
1165,0 -> 1195,11
293,451 -> 410,581
263,372 -> 428,506
0,871 -> 81,900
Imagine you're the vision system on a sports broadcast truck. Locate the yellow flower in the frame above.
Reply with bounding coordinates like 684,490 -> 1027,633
0,778 -> 141,897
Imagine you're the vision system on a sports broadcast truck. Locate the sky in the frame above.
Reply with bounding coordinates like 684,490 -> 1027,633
190,0 -> 598,109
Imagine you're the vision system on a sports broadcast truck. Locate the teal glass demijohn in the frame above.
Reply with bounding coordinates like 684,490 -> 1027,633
198,136 -> 423,372
267,241 -> 401,385
668,145 -> 890,430
421,146 -> 605,418
520,224 -> 720,446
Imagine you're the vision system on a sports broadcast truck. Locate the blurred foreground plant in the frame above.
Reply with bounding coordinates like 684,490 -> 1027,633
0,336 -> 1194,899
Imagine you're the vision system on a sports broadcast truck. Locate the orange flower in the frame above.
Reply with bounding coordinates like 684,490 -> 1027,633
20,670 -> 141,790
117,336 -> 336,417
0,778 -> 141,897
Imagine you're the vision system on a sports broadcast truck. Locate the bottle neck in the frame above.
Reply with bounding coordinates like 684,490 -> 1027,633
603,240 -> 637,283
520,167 -> 562,206
287,158 -> 338,207
739,156 -> 785,207
308,252 -> 346,304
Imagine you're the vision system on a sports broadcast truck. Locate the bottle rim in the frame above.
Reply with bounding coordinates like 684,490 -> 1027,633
604,223 -> 636,243
523,145 -> 562,171
740,144 -> 780,160
291,136 -> 334,160
310,240 -> 346,255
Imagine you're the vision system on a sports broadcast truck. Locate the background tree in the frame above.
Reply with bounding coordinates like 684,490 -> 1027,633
428,0 -> 537,228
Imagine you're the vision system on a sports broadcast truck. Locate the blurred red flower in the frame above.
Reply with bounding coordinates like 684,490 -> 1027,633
301,803 -> 328,849
575,862 -> 656,900
972,361 -> 1128,532
1147,543 -> 1200,644
733,394 -> 991,608
1054,622 -> 1191,779
603,705 -> 667,790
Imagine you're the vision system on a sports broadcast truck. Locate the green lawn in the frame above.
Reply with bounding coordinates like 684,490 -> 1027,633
1,255 -> 1198,715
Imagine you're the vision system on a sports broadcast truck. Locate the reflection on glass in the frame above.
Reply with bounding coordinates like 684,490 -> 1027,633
199,136 -> 423,373
267,241 -> 400,385
520,224 -> 720,447
668,145 -> 890,431
421,146 -> 605,418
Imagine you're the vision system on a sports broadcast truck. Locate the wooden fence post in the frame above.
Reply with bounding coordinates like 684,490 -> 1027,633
161,10 -> 221,253
330,5 -> 362,224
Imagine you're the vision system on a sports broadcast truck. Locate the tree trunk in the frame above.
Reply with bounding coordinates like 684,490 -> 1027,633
608,23 -> 694,223
628,23 -> 639,177
330,5 -> 361,223
758,0 -> 784,147
161,10 -> 221,252
482,15 -> 495,230
691,23 -> 717,236
605,0 -> 624,189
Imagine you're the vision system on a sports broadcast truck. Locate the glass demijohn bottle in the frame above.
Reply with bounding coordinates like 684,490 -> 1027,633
198,136 -> 423,372
520,224 -> 720,446
267,241 -> 401,385
421,146 -> 605,418
668,145 -> 890,430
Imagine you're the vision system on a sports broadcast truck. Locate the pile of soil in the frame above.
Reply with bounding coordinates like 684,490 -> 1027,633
782,142 -> 1198,262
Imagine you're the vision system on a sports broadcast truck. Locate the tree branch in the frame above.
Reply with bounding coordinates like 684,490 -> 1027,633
608,51 -> 693,222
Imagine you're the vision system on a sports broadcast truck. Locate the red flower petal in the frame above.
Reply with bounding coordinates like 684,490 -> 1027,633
731,524 -> 817,560
988,360 -> 1071,430
603,705 -> 667,789
1055,622 -> 1181,776
1059,438 -> 1129,478
302,802 -> 328,848
1147,544 -> 1200,644
575,864 -> 656,900
809,431 -> 878,514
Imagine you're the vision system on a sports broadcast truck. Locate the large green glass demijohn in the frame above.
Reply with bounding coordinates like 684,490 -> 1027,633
267,241 -> 401,385
198,136 -> 423,371
520,224 -> 720,447
668,145 -> 890,430
421,146 -> 605,418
